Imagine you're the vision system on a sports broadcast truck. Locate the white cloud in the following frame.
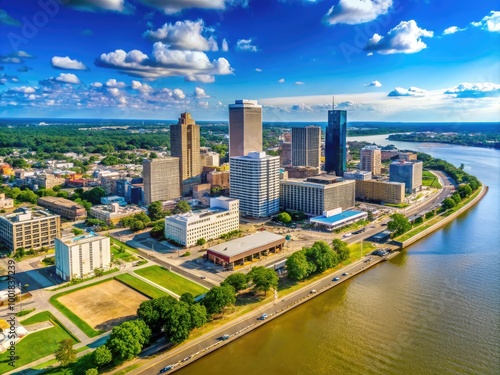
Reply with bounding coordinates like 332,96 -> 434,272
105,79 -> 126,88
323,0 -> 392,25
444,82 -> 500,98
0,57 -> 22,64
65,0 -> 125,12
236,39 -> 258,52
443,26 -> 466,35
295,81 -> 305,85
221,39 -> 229,52
388,86 -> 427,97
365,20 -> 433,55
91,82 -> 103,87
144,20 -> 219,51
16,51 -> 33,58
9,86 -> 36,94
365,80 -> 382,87
185,75 -> 216,83
138,0 -> 247,14
107,87 -> 120,96
172,88 -> 186,100
255,68 -> 263,72
51,56 -> 88,70
131,80 -> 154,93
471,11 -> 500,32
194,87 -> 209,99
54,73 -> 81,84
278,78 -> 285,83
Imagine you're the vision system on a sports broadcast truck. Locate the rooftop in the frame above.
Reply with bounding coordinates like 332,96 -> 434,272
38,196 -> 85,209
57,233 -> 107,246
208,231 -> 285,257
310,209 -> 366,225
1,208 -> 58,223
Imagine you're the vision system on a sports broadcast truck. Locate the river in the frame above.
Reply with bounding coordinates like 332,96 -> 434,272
178,135 -> 500,375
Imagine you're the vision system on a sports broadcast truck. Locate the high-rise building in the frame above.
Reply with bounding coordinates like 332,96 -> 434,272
142,158 -> 180,205
170,112 -> 201,194
292,126 -> 321,168
229,100 -> 262,157
325,109 -> 347,176
389,160 -> 423,194
280,142 -> 292,166
360,145 -> 382,175
229,151 -> 280,218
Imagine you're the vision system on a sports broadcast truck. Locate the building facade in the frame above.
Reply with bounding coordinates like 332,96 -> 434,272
291,126 -> 321,168
38,196 -> 87,221
344,170 -> 373,181
389,161 -> 423,194
280,142 -> 292,166
229,152 -> 280,218
360,146 -> 382,175
0,194 -> 14,209
164,197 -> 239,247
355,179 -> 405,204
325,109 -> 347,176
229,100 -> 262,157
280,176 -> 355,216
200,147 -> 220,167
90,204 -> 144,225
0,208 -> 60,251
55,233 -> 111,281
142,157 -> 180,205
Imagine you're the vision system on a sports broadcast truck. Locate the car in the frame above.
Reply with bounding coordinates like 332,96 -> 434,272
200,276 -> 206,279
310,289 -> 317,293
333,277 -> 340,281
221,334 -> 230,340
159,365 -> 173,373
259,313 -> 268,320
343,233 -> 352,238
342,272 -> 349,276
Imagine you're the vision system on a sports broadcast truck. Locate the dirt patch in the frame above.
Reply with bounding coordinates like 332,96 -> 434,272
58,279 -> 148,331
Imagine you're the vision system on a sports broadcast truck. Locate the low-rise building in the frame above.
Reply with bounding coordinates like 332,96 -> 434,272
0,194 -> 13,209
90,203 -> 144,225
310,208 -> 368,231
284,166 -> 321,179
344,170 -> 373,181
390,160 -> 423,194
355,179 -> 405,204
100,196 -> 126,206
193,183 -> 212,206
0,208 -> 60,251
164,197 -> 239,247
38,196 -> 87,221
55,233 -> 111,281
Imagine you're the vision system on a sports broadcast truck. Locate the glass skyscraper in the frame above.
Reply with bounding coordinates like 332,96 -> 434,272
325,110 -> 347,176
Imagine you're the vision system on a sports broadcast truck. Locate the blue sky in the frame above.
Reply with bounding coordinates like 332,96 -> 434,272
0,0 -> 499,121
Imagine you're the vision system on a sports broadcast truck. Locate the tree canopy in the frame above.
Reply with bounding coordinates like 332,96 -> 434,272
107,320 -> 151,363
203,285 -> 236,315
221,273 -> 248,292
387,213 -> 412,236
54,339 -> 77,366
247,266 -> 279,295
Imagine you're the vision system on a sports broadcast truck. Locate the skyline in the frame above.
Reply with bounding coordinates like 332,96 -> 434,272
0,1 -> 499,121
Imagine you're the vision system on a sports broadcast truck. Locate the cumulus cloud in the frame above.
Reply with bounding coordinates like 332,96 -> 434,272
0,9 -> 20,26
236,39 -> 258,52
278,78 -> 285,83
139,0 -> 247,14
95,42 -> 233,81
105,79 -> 126,88
51,56 -> 88,70
184,74 -> 216,83
131,80 -> 154,93
9,86 -> 36,94
471,11 -> 500,32
255,68 -> 262,72
221,39 -> 229,52
365,80 -> 382,87
388,86 -> 427,97
443,26 -> 466,35
291,103 -> 313,111
365,20 -> 433,55
0,57 -> 22,64
194,87 -> 209,99
144,20 -> 219,51
323,0 -> 392,25
15,51 -> 33,58
172,88 -> 186,100
91,82 -> 103,87
0,74 -> 19,85
295,81 -> 305,85
54,73 -> 81,84
444,82 -> 500,98
64,0 -> 125,12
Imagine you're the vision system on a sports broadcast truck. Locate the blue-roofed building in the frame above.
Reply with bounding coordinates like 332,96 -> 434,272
310,208 -> 367,230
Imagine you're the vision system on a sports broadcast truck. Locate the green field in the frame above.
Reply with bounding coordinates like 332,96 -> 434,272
0,311 -> 78,373
115,273 -> 169,299
109,237 -> 140,254
134,265 -> 208,297
422,171 -> 442,188
111,244 -> 138,262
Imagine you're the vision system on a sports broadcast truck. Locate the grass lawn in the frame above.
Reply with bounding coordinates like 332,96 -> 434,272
109,237 -> 140,254
115,274 -> 169,299
386,203 -> 410,208
134,265 -> 208,297
111,245 -> 138,262
0,311 -> 78,374
39,352 -> 96,375
422,170 -> 442,188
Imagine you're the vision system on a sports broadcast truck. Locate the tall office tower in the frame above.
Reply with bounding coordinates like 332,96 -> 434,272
170,112 -> 201,194
229,151 -> 280,218
360,145 -> 382,175
143,157 -> 180,205
389,160 -> 423,194
291,126 -> 321,168
229,100 -> 262,157
280,142 -> 292,166
325,109 -> 347,176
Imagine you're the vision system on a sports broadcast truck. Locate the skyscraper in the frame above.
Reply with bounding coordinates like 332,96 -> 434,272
229,151 -> 280,218
170,112 -> 201,194
360,145 -> 382,175
389,160 -> 423,194
143,158 -> 180,205
325,109 -> 347,176
291,126 -> 321,168
229,100 -> 262,157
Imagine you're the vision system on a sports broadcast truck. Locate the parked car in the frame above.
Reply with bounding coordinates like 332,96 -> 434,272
342,272 -> 349,276
333,277 -> 340,281
159,365 -> 173,373
259,313 -> 268,320
310,289 -> 317,293
221,334 -> 230,340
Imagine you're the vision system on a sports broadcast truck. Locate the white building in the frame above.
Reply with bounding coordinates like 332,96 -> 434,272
164,197 -> 239,247
360,145 -> 382,175
55,233 -> 111,281
229,151 -> 280,218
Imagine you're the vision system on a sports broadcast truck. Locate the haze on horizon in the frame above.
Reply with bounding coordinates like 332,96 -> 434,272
0,1 -> 499,122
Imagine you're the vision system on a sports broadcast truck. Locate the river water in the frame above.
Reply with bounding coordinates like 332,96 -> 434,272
179,136 -> 500,375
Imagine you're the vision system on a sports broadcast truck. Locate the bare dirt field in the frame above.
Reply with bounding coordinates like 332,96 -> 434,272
58,279 -> 148,331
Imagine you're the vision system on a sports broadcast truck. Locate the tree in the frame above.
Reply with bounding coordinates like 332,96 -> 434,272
458,184 -> 472,198
247,266 -> 279,295
451,193 -> 462,204
71,228 -> 85,236
55,339 -> 77,366
137,296 -> 177,331
221,273 -> 248,292
147,201 -> 165,221
149,152 -> 158,159
305,241 -> 337,273
130,220 -> 145,231
107,320 -> 151,363
276,212 -> 292,224
150,220 -> 165,239
85,369 -> 98,375
173,200 -> 191,214
468,179 -> 479,191
94,268 -> 104,277
17,189 -> 38,204
189,303 -> 208,329
286,250 -> 313,281
196,238 -> 206,246
93,345 -> 112,367
203,285 -> 236,315
331,239 -> 350,262
162,301 -> 192,344
180,292 -> 195,305
387,213 -> 412,237
81,187 -> 106,205
367,211 -> 375,222
442,198 -> 456,210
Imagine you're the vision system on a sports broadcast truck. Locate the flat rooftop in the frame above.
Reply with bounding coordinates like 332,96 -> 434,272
311,210 -> 366,225
38,196 -> 84,209
166,206 -> 228,223
1,208 -> 58,223
57,233 -> 107,246
208,231 -> 285,257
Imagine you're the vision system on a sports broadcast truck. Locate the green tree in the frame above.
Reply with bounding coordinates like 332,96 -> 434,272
81,187 -> 106,205
85,369 -> 98,375
56,190 -> 69,198
107,320 -> 151,363
93,345 -> 112,367
149,152 -> 158,159
276,212 -> 292,224
442,198 -> 456,210
367,211 -> 375,221
451,193 -> 462,204
137,296 -> 177,331
468,179 -> 479,191
203,285 -> 236,315
387,213 -> 412,237
71,228 -> 85,236
173,200 -> 191,214
286,250 -> 313,281
94,268 -> 104,277
147,201 -> 165,221
196,238 -> 206,246
54,339 -> 77,366
221,273 -> 248,292
150,220 -> 165,239
130,220 -> 145,231
189,303 -> 208,329
247,266 -> 279,296
331,239 -> 350,262
180,292 -> 195,305
458,184 -> 472,198
17,189 -> 38,204
163,301 -> 192,344
305,241 -> 337,273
